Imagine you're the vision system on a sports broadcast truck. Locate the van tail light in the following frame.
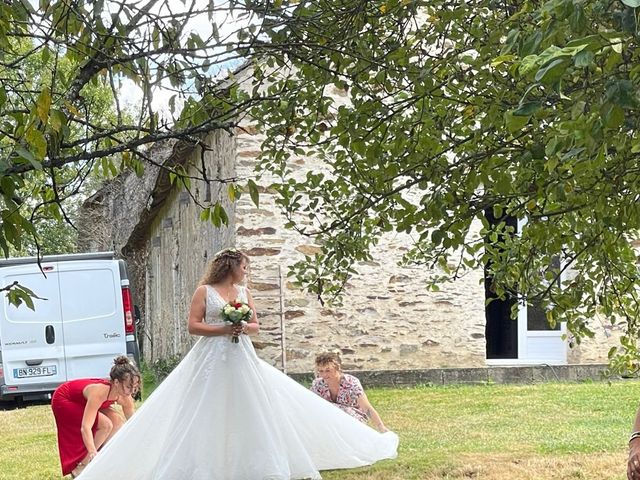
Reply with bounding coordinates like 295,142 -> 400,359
121,287 -> 135,334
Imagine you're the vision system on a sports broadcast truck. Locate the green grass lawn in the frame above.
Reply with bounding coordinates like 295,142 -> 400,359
1,380 -> 638,480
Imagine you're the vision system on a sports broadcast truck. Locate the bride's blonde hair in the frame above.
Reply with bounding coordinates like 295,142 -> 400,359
200,248 -> 249,285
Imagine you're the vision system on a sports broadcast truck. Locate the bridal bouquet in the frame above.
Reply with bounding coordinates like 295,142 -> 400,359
221,300 -> 253,343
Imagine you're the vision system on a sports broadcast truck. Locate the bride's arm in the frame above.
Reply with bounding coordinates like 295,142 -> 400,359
187,285 -> 233,337
243,288 -> 260,336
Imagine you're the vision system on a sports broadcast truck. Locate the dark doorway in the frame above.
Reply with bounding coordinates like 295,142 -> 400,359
484,209 -> 518,359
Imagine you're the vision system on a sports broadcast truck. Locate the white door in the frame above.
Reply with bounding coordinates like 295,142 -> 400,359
485,215 -> 567,365
516,218 -> 566,364
0,262 -> 68,386
516,302 -> 567,364
58,260 -> 126,380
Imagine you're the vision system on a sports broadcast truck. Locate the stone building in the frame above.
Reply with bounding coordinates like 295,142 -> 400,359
231,108 -> 620,372
79,133 -> 236,363
79,79 -> 621,374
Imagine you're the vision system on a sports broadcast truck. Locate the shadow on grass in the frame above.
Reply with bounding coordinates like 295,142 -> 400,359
0,397 -> 51,411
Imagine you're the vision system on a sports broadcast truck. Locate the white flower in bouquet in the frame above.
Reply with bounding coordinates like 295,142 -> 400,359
220,300 -> 253,343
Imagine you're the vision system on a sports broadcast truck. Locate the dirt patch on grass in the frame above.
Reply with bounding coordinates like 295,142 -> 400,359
425,452 -> 627,480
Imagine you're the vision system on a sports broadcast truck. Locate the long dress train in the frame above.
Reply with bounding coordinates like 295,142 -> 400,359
78,285 -> 398,479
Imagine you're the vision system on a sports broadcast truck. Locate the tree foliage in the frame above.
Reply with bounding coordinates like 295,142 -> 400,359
245,0 -> 640,372
0,0 -> 260,256
4,0 -> 640,371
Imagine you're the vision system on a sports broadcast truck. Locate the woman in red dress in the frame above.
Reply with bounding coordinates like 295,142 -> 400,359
51,355 -> 140,478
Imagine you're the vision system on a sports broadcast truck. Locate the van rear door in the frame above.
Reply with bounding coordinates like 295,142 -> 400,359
0,262 -> 68,387
58,259 -> 126,379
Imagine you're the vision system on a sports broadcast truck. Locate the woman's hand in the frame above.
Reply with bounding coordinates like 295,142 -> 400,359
229,324 -> 244,336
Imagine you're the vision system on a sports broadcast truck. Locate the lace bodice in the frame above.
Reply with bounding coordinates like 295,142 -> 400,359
204,284 -> 248,325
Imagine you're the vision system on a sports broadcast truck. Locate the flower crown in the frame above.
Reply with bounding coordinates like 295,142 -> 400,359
213,247 -> 241,260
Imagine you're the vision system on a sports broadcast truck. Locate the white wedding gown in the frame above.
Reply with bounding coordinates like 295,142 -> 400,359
78,285 -> 398,480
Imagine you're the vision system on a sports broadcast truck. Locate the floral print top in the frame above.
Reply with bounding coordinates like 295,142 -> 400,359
310,373 -> 368,423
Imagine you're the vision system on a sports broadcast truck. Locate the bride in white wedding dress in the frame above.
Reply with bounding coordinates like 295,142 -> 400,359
78,249 -> 398,480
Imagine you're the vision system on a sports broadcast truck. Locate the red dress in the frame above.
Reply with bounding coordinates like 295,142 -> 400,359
51,378 -> 115,475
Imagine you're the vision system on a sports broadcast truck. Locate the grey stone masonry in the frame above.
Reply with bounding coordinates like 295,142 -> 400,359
289,363 -> 610,387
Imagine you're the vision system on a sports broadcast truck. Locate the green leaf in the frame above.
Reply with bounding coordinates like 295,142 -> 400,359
431,229 -> 443,246
601,103 -> 625,129
545,309 -> 555,328
574,50 -> 594,67
41,45 -> 51,65
214,202 -> 229,226
520,31 -> 542,56
494,173 -> 512,195
605,80 -> 638,109
247,179 -> 259,208
531,143 -> 545,159
622,0 -> 640,7
504,110 -> 530,133
491,55 -> 516,67
36,87 -> 52,123
534,58 -> 568,84
49,109 -> 66,132
569,6 -> 587,33
518,55 -> 540,77
210,205 -> 221,227
20,289 -> 34,310
611,39 -> 623,54
3,218 -> 18,245
513,101 -> 541,116
502,29 -> 520,54
19,0 -> 35,14
211,21 -> 220,42
25,128 -> 47,159
14,146 -> 41,169
7,285 -> 37,311
622,7 -> 637,32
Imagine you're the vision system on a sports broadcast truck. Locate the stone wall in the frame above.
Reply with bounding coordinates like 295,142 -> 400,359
140,131 -> 236,362
232,85 -> 622,373
235,122 -> 491,373
289,363 -> 610,387
78,131 -> 237,363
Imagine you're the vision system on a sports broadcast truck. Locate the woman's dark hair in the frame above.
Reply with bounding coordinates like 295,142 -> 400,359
200,248 -> 249,285
110,355 -> 140,388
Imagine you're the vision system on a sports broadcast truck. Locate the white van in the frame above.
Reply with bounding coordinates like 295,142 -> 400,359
0,252 -> 140,401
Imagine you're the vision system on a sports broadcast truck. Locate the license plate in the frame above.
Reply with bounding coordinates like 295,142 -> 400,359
13,365 -> 57,378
